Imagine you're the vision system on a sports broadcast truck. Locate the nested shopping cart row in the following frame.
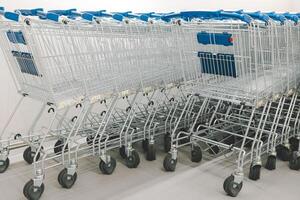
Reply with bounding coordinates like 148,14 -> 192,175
0,7 -> 300,200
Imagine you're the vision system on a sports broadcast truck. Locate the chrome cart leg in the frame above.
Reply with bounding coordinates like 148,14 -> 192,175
163,132 -> 172,153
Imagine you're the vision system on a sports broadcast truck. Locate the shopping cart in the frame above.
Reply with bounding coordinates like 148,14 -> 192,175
0,8 -> 199,199
156,10 -> 300,197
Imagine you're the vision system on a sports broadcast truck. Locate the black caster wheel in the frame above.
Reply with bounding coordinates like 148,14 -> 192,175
125,150 -> 140,168
223,175 -> 232,193
164,133 -> 171,153
289,137 -> 299,152
23,147 -> 41,164
99,157 -> 117,174
276,144 -> 291,161
146,143 -> 156,161
191,145 -> 202,163
142,139 -> 149,152
265,155 -> 276,170
54,140 -> 68,155
163,153 -> 177,172
223,175 -> 243,197
23,179 -> 44,200
0,158 -> 9,173
289,151 -> 300,170
248,164 -> 261,181
58,168 -> 77,189
57,170 -> 64,187
119,145 -> 126,159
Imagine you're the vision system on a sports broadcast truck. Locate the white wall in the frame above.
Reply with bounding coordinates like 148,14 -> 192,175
290,0 -> 300,12
0,0 -> 298,133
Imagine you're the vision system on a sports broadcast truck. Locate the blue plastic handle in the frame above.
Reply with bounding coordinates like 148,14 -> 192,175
83,10 -> 123,21
231,9 -> 244,13
243,11 -> 270,24
4,11 -> 19,21
82,10 -> 105,21
155,12 -> 175,16
141,12 -> 175,20
113,11 -> 132,16
83,10 -> 106,17
0,7 -> 4,11
46,9 -> 83,21
162,11 -> 252,24
16,8 -> 47,19
160,13 -> 181,22
83,10 -> 111,19
46,12 -> 60,22
148,13 -> 165,19
266,12 -> 286,24
139,14 -> 149,22
220,12 -> 252,24
179,11 -> 223,21
137,13 -> 165,20
112,13 -> 123,21
283,13 -> 299,24
16,8 -> 43,16
228,10 -> 269,23
137,12 -> 155,16
69,11 -> 82,18
82,13 -> 94,21
48,9 -> 77,16
126,13 -> 145,21
115,12 -> 148,22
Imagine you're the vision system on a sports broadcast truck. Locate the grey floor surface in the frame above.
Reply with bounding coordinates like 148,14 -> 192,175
1,145 -> 300,200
